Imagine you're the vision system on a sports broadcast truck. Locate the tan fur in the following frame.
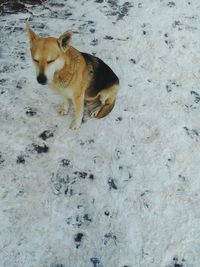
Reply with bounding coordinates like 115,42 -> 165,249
26,23 -> 118,129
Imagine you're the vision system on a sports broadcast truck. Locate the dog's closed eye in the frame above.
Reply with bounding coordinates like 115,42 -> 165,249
33,59 -> 55,64
47,59 -> 55,64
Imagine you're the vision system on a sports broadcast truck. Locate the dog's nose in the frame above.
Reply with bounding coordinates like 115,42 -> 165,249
37,74 -> 47,85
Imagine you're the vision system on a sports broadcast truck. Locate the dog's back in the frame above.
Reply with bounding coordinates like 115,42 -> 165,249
81,52 -> 119,97
82,53 -> 119,119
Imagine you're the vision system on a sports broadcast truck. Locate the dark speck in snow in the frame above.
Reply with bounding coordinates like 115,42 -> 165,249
25,107 -> 37,117
16,155 -> 25,164
61,159 -> 70,167
90,257 -> 103,267
39,130 -> 54,140
108,177 -> 118,190
32,143 -> 49,154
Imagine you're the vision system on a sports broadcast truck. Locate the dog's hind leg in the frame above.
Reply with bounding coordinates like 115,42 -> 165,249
90,84 -> 119,119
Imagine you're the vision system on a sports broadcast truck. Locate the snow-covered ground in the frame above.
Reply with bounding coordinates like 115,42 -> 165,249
0,0 -> 200,266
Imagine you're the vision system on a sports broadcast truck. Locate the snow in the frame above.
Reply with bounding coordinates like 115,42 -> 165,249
0,0 -> 200,266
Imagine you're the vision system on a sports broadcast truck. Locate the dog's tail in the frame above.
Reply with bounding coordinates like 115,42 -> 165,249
96,101 -> 115,119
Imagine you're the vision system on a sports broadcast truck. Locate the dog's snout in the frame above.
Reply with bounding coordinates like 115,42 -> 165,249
37,74 -> 47,85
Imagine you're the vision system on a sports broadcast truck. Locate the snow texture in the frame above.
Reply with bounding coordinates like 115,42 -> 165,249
0,0 -> 200,266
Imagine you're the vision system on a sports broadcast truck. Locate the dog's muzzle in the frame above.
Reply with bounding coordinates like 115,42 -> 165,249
37,74 -> 47,85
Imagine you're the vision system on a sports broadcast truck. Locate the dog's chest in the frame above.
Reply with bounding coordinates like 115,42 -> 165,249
49,81 -> 74,99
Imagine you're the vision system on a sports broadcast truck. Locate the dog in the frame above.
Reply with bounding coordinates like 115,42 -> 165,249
26,23 -> 119,129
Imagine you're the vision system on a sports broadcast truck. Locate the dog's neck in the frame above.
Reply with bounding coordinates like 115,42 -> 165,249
53,46 -> 80,87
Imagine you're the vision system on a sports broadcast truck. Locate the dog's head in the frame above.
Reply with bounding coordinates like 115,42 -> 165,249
26,23 -> 72,85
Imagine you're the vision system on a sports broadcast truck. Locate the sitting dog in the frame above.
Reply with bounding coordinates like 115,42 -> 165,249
26,23 -> 119,129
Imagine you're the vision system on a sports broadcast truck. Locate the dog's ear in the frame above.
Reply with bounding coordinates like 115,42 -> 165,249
26,22 -> 38,46
58,30 -> 73,52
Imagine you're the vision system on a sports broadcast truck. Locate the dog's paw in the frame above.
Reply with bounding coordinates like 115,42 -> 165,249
70,121 -> 81,130
90,106 -> 101,118
59,106 -> 68,116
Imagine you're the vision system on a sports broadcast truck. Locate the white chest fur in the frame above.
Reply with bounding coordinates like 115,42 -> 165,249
49,82 -> 74,99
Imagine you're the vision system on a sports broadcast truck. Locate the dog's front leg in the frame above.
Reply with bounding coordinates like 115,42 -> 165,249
70,93 -> 84,129
59,97 -> 69,116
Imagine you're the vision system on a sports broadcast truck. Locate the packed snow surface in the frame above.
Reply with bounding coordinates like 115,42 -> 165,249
0,0 -> 200,266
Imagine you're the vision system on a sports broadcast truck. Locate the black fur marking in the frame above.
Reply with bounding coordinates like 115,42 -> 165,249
62,36 -> 70,48
81,52 -> 119,97
60,32 -> 71,49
